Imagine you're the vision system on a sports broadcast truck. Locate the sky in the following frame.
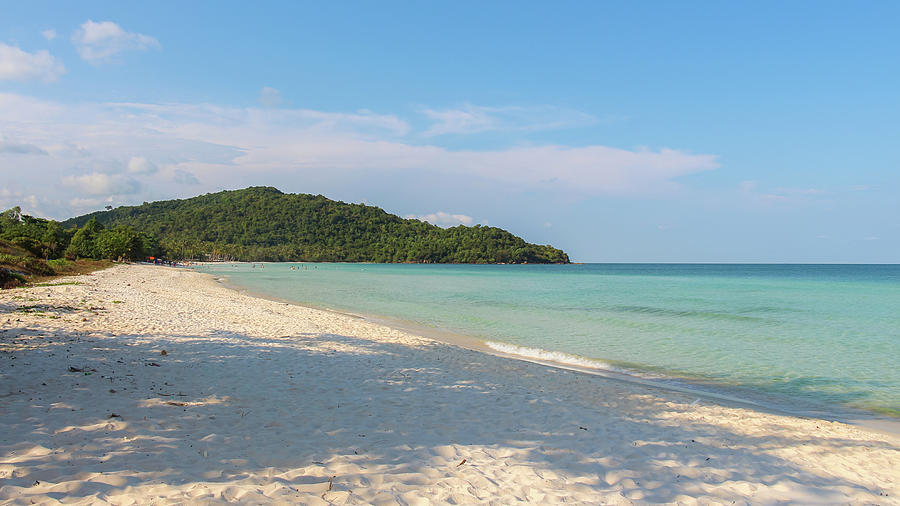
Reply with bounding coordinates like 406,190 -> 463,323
1,1 -> 898,262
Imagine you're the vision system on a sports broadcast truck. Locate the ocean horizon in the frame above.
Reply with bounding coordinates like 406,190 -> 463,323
197,262 -> 900,422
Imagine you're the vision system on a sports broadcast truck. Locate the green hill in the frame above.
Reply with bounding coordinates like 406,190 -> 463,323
61,187 -> 569,264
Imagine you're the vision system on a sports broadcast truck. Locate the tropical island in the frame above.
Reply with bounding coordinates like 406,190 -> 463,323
0,186 -> 568,286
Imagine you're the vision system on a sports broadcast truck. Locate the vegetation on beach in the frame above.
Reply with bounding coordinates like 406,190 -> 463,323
1,207 -> 157,262
0,208 -> 116,288
0,244 -> 111,289
61,187 -> 570,264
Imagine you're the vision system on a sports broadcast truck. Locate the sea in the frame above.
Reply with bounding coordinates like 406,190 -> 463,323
196,263 -> 900,423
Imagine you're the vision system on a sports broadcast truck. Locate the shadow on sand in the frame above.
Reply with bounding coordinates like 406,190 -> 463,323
1,323 -> 896,503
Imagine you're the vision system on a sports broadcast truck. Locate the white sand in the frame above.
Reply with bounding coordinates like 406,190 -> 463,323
1,264 -> 898,505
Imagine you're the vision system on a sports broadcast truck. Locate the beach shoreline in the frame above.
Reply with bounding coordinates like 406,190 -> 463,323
207,264 -> 900,437
2,263 -> 898,504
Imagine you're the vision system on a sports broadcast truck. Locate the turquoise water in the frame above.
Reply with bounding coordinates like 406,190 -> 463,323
197,263 -> 900,418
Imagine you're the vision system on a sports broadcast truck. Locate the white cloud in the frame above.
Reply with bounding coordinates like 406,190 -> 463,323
126,156 -> 157,174
72,20 -> 160,64
0,92 -> 719,218
44,142 -> 91,157
0,193 -> 44,217
42,29 -> 57,41
0,188 -> 23,209
422,104 -> 596,137
69,197 -> 103,208
173,169 -> 200,185
0,43 -> 66,82
0,139 -> 47,155
62,172 -> 140,195
405,211 -> 475,227
259,87 -> 283,108
68,196 -> 116,210
22,195 -> 40,211
108,100 -> 410,137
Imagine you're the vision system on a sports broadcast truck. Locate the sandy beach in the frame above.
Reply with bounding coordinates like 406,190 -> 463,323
1,264 -> 898,504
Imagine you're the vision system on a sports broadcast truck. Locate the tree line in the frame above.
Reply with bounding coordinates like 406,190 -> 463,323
1,207 -> 159,263
6,186 -> 569,265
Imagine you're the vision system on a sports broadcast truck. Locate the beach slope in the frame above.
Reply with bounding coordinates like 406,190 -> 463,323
1,264 -> 897,504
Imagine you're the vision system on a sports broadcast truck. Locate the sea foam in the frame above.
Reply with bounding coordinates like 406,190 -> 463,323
485,341 -> 622,373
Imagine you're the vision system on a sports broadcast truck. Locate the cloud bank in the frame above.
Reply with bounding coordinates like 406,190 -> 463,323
421,104 -> 597,137
72,20 -> 160,64
0,43 -> 66,82
0,138 -> 48,155
259,87 -> 283,108
62,172 -> 141,196
126,156 -> 157,174
0,93 -> 719,218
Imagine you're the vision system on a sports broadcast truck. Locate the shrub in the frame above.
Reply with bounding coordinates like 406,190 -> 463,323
47,258 -> 70,269
0,268 -> 25,289
22,257 -> 55,276
10,236 -> 43,256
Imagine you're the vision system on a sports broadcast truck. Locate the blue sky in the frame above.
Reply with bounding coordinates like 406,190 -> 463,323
1,1 -> 898,262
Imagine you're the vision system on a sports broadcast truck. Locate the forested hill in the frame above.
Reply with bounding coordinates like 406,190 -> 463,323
61,187 -> 570,264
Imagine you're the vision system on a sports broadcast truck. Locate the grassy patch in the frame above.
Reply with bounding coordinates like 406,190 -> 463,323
0,253 -> 24,264
16,304 -> 81,313
46,258 -> 70,269
27,259 -> 113,285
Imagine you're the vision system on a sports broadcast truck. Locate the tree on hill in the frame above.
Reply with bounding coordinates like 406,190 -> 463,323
65,218 -> 103,259
61,187 -> 570,264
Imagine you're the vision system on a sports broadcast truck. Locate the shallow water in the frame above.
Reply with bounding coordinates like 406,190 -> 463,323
198,263 -> 900,418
